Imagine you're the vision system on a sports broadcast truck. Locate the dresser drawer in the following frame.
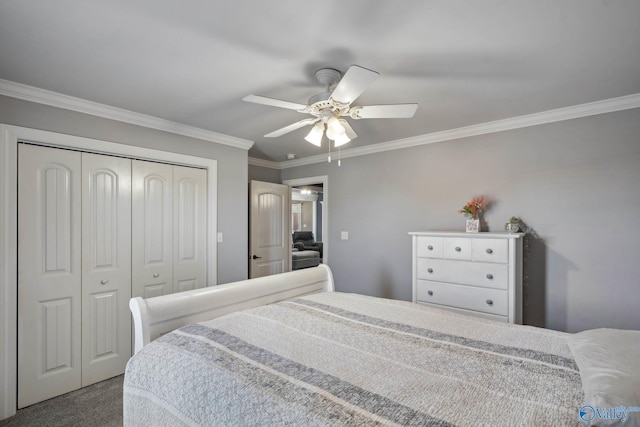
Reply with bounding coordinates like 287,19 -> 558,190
443,238 -> 472,260
416,280 -> 508,316
416,258 -> 508,290
472,238 -> 508,264
416,236 -> 443,258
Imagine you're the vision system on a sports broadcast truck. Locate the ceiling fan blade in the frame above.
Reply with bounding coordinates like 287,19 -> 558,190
340,120 -> 358,140
243,94 -> 307,111
330,65 -> 379,105
264,118 -> 318,138
352,104 -> 418,119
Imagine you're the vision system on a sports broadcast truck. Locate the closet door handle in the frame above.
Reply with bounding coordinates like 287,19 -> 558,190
153,273 -> 160,278
100,279 -> 109,285
252,255 -> 262,260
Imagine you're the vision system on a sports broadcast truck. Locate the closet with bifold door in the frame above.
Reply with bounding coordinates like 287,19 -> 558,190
132,160 -> 207,299
17,143 -> 207,408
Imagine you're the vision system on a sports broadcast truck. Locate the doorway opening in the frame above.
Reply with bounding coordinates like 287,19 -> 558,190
283,176 -> 328,269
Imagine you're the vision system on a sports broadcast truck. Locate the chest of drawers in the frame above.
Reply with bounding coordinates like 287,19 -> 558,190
409,231 -> 523,323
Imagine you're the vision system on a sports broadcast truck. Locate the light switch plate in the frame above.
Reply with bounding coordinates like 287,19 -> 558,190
217,232 -> 223,243
341,231 -> 349,240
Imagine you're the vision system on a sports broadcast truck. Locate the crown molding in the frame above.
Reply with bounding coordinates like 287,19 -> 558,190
0,79 -> 254,150
248,157 -> 281,169
278,92 -> 640,169
3,78 -> 637,164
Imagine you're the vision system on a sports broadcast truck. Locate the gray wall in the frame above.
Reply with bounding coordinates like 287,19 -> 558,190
300,201 -> 314,231
249,164 -> 281,183
0,95 -> 249,284
282,108 -> 640,333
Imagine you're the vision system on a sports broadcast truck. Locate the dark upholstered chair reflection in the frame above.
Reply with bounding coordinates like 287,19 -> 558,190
292,231 -> 323,258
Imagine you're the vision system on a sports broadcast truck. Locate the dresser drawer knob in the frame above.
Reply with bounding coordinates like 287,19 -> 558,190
427,290 -> 434,296
153,273 -> 160,278
427,268 -> 433,273
427,245 -> 433,250
486,299 -> 494,306
455,246 -> 461,252
486,274 -> 493,280
486,248 -> 493,254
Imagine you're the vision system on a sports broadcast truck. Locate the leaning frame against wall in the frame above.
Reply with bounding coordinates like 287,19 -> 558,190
0,124 -> 218,420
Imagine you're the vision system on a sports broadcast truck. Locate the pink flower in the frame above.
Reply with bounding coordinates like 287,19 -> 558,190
458,195 -> 488,219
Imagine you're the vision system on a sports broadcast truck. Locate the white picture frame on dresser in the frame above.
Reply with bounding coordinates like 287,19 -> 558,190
409,231 -> 524,323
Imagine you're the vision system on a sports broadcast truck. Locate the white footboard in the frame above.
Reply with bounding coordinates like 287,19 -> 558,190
130,265 -> 335,354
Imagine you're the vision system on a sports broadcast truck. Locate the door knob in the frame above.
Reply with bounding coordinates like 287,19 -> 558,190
252,255 -> 262,260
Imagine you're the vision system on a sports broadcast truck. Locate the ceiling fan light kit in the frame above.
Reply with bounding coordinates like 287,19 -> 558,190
325,116 -> 345,140
304,122 -> 324,147
243,64 -> 418,161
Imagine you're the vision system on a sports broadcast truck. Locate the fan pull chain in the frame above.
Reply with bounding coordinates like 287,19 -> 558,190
327,141 -> 331,163
338,147 -> 341,167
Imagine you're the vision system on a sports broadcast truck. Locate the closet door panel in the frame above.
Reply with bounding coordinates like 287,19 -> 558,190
132,161 -> 173,298
18,144 -> 82,408
81,153 -> 131,386
173,166 -> 207,292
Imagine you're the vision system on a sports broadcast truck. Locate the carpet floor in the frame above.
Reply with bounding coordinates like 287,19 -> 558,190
0,375 -> 123,427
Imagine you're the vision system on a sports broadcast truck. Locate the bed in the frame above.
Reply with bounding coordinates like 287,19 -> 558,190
125,266 -> 640,426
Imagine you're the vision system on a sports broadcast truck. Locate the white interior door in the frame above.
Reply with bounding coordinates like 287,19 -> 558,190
173,165 -> 207,292
18,144 -> 82,408
249,180 -> 290,278
81,153 -> 131,386
132,160 -> 173,298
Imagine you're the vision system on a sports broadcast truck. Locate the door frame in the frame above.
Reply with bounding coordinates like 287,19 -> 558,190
0,124 -> 218,419
282,175 -> 328,265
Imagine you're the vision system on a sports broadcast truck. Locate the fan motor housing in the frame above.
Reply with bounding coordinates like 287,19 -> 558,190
308,68 -> 342,108
315,68 -> 341,88
307,91 -> 331,106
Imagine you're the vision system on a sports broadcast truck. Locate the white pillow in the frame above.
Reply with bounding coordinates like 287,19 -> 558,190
568,328 -> 640,426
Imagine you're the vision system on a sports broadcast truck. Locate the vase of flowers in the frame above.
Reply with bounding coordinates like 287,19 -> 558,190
458,195 -> 486,233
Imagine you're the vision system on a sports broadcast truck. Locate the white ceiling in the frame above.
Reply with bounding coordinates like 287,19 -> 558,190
1,1 -> 639,162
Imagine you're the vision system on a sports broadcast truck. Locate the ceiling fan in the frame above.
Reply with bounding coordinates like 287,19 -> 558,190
243,65 -> 418,148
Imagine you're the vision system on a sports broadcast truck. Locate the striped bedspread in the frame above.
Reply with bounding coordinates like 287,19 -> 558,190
124,292 -> 584,426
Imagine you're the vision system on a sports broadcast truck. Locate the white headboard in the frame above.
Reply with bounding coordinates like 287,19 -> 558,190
130,264 -> 335,353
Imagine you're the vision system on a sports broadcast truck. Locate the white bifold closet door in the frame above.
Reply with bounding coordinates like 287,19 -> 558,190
132,161 -> 173,298
80,153 -> 132,387
132,160 -> 207,299
18,145 -> 131,408
18,145 -> 82,408
172,165 -> 207,292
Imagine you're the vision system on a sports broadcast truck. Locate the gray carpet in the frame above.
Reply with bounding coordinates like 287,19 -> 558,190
0,375 -> 123,427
